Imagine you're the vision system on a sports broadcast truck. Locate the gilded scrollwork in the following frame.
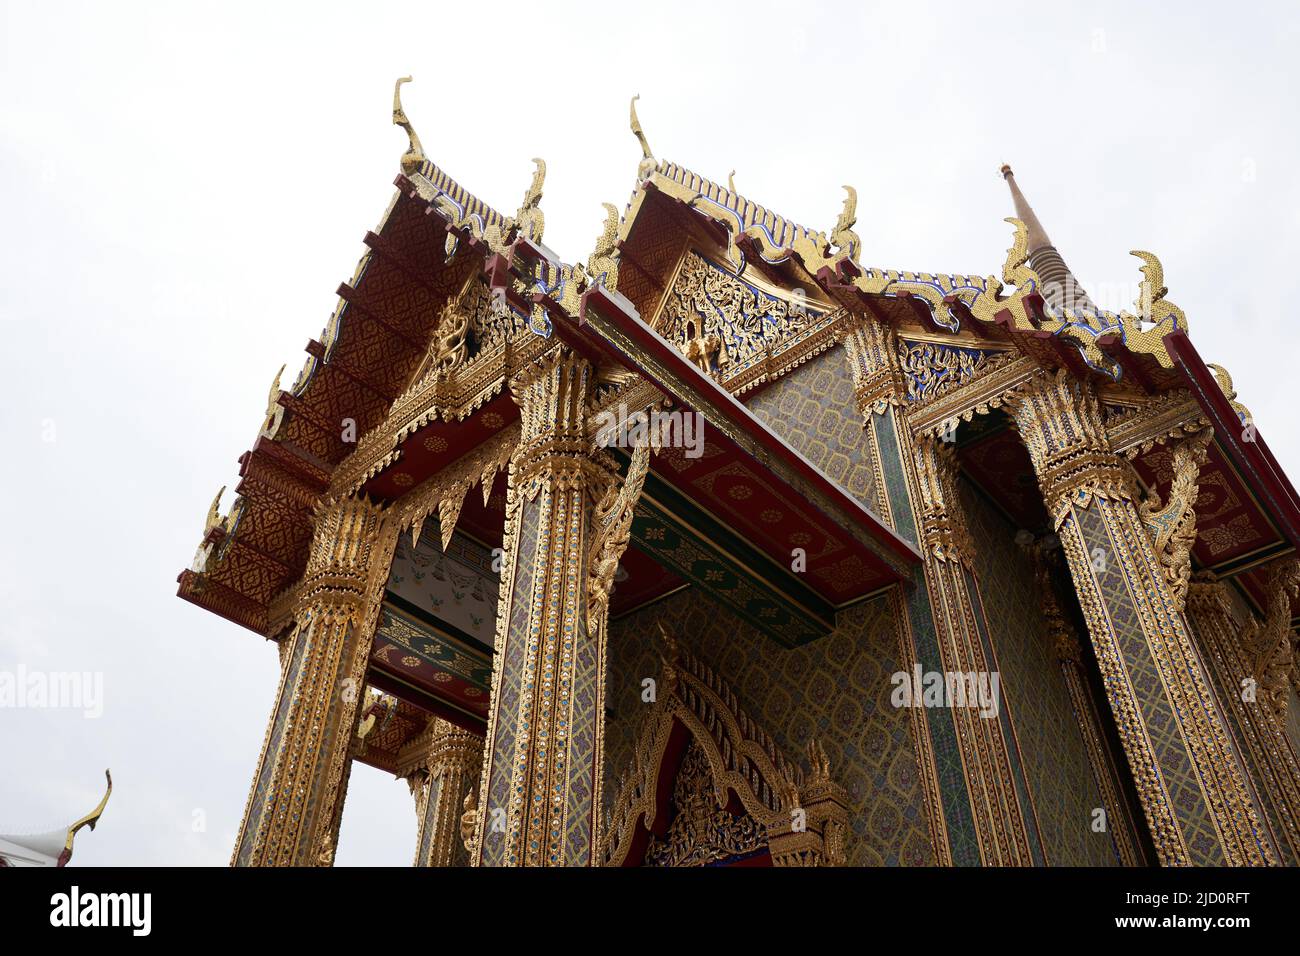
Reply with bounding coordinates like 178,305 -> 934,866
1243,559 -> 1300,724
586,202 -> 621,293
1138,427 -> 1212,609
431,296 -> 470,376
602,630 -> 850,867
644,740 -> 769,867
586,443 -> 650,636
898,340 -> 999,403
656,251 -> 816,374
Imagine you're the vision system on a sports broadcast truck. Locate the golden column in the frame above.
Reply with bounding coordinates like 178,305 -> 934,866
471,345 -> 613,866
1012,369 -> 1274,865
1029,544 -> 1146,866
404,719 -> 485,867
1186,565 -> 1300,864
909,432 -> 1039,865
844,314 -> 1038,866
232,494 -> 391,866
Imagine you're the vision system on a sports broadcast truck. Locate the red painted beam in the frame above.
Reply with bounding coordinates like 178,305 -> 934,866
362,230 -> 446,303
306,339 -> 399,403
1097,334 -> 1157,393
335,282 -> 428,352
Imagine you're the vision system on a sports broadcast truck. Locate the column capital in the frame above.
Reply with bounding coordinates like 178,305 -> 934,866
911,432 -> 974,565
300,494 -> 387,609
1012,369 -> 1136,526
407,719 -> 485,868
509,344 -> 593,490
842,312 -> 907,414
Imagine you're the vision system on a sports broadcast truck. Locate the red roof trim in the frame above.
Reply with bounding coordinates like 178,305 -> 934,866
1166,329 -> 1300,549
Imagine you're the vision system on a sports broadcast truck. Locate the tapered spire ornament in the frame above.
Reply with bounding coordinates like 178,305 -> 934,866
999,164 -> 1095,315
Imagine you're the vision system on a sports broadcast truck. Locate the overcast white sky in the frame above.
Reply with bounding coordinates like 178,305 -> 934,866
3,0 -> 1298,866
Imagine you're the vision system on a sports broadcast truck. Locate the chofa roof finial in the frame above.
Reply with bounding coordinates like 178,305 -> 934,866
630,94 -> 657,181
393,76 -> 425,175
513,158 -> 546,243
830,185 -> 860,260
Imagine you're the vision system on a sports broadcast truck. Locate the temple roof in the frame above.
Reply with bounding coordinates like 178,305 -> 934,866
178,86 -> 1300,637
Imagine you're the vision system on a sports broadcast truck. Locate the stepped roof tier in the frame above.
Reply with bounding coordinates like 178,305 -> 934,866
178,85 -> 1300,743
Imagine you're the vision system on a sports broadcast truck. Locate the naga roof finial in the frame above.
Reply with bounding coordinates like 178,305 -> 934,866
393,76 -> 425,175
514,158 -> 546,243
630,94 -> 657,180
205,486 -> 226,536
727,169 -> 736,194
62,769 -> 112,865
587,202 -> 621,291
830,185 -> 860,260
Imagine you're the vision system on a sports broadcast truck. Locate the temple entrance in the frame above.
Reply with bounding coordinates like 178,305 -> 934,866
603,636 -> 850,868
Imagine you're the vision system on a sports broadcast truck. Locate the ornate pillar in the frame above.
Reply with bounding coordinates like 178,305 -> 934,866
1029,543 -> 1146,866
1187,565 -> 1300,864
403,719 -> 485,867
471,346 -> 631,866
232,494 -> 393,866
1012,369 -> 1274,865
909,433 -> 1041,865
844,314 -> 1039,866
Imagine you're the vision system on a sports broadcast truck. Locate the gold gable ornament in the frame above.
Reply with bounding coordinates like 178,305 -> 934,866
602,632 -> 851,867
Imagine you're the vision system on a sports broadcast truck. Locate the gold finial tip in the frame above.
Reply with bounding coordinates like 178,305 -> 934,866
999,163 -> 1013,178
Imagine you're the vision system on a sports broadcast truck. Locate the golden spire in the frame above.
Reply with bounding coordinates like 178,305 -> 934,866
393,76 -> 425,175
630,95 -> 657,180
999,164 -> 1095,314
999,164 -> 1052,256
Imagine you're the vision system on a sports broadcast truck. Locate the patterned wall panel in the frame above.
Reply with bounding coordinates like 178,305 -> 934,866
387,531 -> 499,648
1072,501 -> 1226,863
959,480 -> 1120,866
480,494 -> 542,865
744,344 -> 881,515
605,588 -> 934,866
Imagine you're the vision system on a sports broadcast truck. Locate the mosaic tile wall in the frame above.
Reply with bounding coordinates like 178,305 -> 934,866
605,588 -> 935,866
744,344 -> 881,514
959,481 -> 1120,866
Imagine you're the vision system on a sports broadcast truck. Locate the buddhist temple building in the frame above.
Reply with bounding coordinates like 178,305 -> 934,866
177,81 -> 1300,867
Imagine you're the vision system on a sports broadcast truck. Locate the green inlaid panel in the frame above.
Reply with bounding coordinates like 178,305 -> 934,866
873,408 -> 980,866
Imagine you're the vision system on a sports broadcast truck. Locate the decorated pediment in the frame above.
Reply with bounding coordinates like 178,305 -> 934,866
603,632 -> 850,867
653,249 -> 834,376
